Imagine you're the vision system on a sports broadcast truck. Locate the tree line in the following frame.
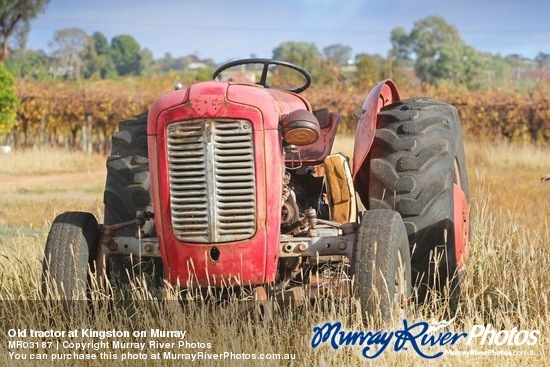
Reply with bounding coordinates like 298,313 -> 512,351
1,0 -> 547,88
5,19 -> 550,87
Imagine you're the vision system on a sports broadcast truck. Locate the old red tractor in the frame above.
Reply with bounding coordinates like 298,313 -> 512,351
42,59 -> 469,320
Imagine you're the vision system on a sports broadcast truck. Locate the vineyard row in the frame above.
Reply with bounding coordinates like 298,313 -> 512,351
8,78 -> 550,153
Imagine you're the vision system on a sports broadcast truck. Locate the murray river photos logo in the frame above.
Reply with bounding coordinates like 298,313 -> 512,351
310,319 -> 540,359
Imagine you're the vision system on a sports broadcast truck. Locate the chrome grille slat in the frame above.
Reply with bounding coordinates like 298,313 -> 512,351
218,203 -> 254,208
169,178 -> 205,184
215,170 -> 254,176
169,171 -> 206,177
167,119 -> 256,243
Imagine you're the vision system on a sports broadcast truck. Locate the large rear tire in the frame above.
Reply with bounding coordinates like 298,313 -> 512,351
103,112 -> 162,287
368,98 -> 469,301
104,112 -> 151,232
351,209 -> 411,323
41,212 -> 99,300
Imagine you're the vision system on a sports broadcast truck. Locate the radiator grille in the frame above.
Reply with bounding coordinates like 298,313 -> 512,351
166,119 -> 256,243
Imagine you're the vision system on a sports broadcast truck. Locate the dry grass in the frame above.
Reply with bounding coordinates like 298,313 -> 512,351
466,141 -> 550,231
0,173 -> 104,229
0,148 -> 104,176
0,148 -> 105,228
0,142 -> 549,366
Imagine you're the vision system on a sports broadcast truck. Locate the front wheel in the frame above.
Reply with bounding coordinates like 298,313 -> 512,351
41,212 -> 99,300
351,209 -> 412,323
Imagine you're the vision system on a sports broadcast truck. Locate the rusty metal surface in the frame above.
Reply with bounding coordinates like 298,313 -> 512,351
99,236 -> 161,257
95,220 -> 162,283
295,112 -> 340,165
279,232 -> 356,258
96,220 -> 137,283
308,276 -> 351,299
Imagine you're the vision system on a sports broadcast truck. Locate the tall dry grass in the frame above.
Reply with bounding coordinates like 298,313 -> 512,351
0,141 -> 548,366
0,150 -> 104,229
0,148 -> 104,176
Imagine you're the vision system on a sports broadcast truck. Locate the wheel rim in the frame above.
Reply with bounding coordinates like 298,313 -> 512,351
454,158 -> 462,189
453,157 -> 470,271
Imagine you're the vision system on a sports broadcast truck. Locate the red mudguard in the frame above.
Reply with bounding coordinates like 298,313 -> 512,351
352,79 -> 400,185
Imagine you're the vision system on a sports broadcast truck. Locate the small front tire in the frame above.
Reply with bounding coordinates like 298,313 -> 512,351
41,212 -> 99,300
351,209 -> 412,323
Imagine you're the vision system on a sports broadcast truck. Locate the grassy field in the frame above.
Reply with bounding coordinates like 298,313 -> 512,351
0,140 -> 548,366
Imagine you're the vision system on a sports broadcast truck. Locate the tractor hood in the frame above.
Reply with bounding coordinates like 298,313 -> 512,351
148,81 -> 312,136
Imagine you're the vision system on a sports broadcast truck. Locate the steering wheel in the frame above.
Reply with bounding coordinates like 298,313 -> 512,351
212,58 -> 312,94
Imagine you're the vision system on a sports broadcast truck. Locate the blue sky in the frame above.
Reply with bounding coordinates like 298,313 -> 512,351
26,0 -> 550,62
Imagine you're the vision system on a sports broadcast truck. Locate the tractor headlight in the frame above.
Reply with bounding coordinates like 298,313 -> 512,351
280,110 -> 320,146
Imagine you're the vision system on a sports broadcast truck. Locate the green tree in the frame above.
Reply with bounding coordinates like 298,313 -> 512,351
354,53 -> 389,87
0,0 -> 50,61
409,16 -> 462,83
5,48 -> 49,79
93,31 -> 109,55
492,54 -> 513,83
272,41 -> 321,74
49,27 -> 92,80
0,62 -> 18,133
432,43 -> 484,87
323,43 -> 352,65
110,34 -> 142,76
390,16 -> 484,88
389,27 -> 410,60
139,47 -> 154,76
158,52 -> 174,72
80,32 -> 100,79
80,31 -> 117,79
90,32 -> 116,78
